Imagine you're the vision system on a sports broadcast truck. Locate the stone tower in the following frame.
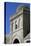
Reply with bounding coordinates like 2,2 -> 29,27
10,5 -> 30,43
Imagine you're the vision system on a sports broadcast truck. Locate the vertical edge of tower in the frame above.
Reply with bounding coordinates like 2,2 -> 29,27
23,6 -> 30,38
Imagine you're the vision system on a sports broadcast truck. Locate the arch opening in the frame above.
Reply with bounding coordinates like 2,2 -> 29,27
26,40 -> 30,43
13,39 -> 19,44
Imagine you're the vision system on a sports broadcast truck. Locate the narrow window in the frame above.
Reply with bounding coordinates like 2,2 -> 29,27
18,18 -> 20,28
11,22 -> 13,31
15,20 -> 17,29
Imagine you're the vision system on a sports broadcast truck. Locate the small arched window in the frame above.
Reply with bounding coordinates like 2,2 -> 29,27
15,20 -> 17,29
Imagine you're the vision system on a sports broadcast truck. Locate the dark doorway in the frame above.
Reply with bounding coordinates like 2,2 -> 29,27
13,39 -> 19,44
26,40 -> 30,43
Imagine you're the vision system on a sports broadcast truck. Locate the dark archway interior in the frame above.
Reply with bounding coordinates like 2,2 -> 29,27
26,40 -> 30,43
13,39 -> 19,44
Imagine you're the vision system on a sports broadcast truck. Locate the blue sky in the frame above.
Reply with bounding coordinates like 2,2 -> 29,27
6,2 -> 30,34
